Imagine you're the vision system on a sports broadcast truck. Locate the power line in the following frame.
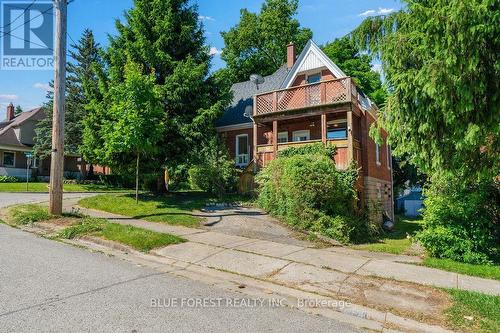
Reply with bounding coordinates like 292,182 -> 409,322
0,0 -> 77,51
0,0 -> 38,31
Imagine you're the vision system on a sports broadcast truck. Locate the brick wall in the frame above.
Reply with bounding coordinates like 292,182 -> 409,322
221,127 -> 253,161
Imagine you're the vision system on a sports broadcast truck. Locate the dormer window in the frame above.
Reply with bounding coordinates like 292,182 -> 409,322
307,73 -> 321,84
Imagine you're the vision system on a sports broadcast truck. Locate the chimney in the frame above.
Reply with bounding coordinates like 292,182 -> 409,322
287,42 -> 296,69
6,103 -> 14,121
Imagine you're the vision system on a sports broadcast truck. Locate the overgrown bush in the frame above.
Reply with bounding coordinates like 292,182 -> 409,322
0,175 -> 21,183
188,139 -> 237,197
256,144 -> 377,244
417,175 -> 499,264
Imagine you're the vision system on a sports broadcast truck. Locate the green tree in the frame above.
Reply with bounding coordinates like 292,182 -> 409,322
83,0 -> 225,186
322,37 -> 386,106
35,29 -> 101,161
14,105 -> 22,116
351,0 -> 500,263
221,0 -> 312,82
100,61 -> 165,202
351,0 -> 499,182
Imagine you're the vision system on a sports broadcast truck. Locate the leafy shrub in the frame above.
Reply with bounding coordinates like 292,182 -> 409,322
189,139 -> 237,197
417,175 -> 499,264
256,145 -> 376,244
0,175 -> 21,183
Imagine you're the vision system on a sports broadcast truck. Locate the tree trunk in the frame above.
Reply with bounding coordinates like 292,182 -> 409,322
135,152 -> 140,203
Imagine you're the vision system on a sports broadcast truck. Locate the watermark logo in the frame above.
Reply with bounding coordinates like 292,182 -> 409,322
1,0 -> 54,70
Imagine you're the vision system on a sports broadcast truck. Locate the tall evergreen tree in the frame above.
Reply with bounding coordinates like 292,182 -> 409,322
351,0 -> 499,182
14,105 -> 22,116
82,0 -> 225,179
221,0 -> 312,83
34,29 -> 101,159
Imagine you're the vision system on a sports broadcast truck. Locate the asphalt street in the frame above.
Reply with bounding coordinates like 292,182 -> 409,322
0,194 -> 362,333
0,192 -> 96,208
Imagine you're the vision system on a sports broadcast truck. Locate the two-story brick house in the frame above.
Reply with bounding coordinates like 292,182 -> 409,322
216,40 -> 394,220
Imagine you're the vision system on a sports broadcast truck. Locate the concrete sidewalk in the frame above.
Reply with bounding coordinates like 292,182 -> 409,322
63,198 -> 500,297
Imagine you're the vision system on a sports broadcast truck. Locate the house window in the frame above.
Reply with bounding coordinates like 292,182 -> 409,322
292,130 -> 310,142
235,134 -> 249,167
327,120 -> 347,140
307,73 -> 321,84
277,132 -> 288,144
3,151 -> 15,167
376,144 -> 381,166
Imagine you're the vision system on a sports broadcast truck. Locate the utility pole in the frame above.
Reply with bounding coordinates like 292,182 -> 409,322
49,0 -> 67,215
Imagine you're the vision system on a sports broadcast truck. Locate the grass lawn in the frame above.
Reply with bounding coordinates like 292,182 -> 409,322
57,217 -> 185,252
423,258 -> 500,281
0,182 -> 132,192
350,216 -> 423,255
6,204 -> 83,225
445,289 -> 500,333
78,193 -> 209,227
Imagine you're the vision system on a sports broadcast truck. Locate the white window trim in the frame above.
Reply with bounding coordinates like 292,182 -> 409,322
375,144 -> 381,166
2,151 -> 15,168
235,134 -> 250,167
277,131 -> 288,143
292,130 -> 310,142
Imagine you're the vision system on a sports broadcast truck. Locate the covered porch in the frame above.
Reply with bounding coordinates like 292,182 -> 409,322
252,110 -> 362,170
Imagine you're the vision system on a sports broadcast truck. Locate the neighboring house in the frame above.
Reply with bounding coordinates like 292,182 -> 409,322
216,40 -> 394,220
396,187 -> 424,216
0,103 -> 81,179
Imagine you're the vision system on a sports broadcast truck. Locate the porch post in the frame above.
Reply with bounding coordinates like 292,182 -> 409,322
272,120 -> 278,158
253,122 -> 258,169
321,113 -> 327,144
347,108 -> 354,163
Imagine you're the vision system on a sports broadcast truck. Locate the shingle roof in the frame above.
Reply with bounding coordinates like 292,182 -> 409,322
215,65 -> 289,127
0,107 -> 44,148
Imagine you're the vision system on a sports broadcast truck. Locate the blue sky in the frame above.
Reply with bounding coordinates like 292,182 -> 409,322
0,0 -> 401,119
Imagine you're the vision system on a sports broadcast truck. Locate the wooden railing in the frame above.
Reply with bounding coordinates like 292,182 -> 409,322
254,77 -> 354,116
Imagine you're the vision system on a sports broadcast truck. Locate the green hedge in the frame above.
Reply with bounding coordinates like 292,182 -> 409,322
256,144 -> 377,244
417,175 -> 499,264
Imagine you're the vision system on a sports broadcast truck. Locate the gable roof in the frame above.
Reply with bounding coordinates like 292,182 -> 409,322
215,65 -> 289,128
0,107 -> 44,148
281,40 -> 347,89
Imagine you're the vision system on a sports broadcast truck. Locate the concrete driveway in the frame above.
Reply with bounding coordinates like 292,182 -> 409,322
199,206 -> 313,247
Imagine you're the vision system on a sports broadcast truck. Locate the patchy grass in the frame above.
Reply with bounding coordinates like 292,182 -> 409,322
424,258 -> 500,281
7,204 -> 84,225
57,217 -> 185,252
0,182 -> 132,193
79,193 -> 211,227
9,204 -> 51,225
445,289 -> 500,333
351,216 -> 423,254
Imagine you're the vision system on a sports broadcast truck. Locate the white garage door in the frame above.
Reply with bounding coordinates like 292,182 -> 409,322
404,200 -> 423,216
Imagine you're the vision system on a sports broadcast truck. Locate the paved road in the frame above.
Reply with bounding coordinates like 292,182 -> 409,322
0,224 -> 362,332
0,192 -> 97,208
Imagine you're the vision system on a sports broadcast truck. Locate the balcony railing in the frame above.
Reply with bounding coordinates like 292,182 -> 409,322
254,77 -> 355,116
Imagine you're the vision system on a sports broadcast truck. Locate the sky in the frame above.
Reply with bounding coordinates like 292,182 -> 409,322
0,0 -> 401,119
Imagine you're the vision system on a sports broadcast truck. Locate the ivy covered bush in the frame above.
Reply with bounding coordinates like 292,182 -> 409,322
256,144 -> 377,244
417,175 -> 499,264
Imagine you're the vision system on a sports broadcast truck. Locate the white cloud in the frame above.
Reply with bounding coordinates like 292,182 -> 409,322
33,82 -> 53,92
359,8 -> 394,17
199,15 -> 215,22
0,94 -> 19,101
209,47 -> 222,56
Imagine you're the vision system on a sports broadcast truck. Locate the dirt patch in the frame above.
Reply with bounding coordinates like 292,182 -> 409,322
339,275 -> 451,326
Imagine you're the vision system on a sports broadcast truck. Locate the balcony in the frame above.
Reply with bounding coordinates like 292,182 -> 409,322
254,77 -> 356,117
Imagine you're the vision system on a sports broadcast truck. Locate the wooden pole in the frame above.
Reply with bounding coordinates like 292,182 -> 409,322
49,0 -> 67,215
